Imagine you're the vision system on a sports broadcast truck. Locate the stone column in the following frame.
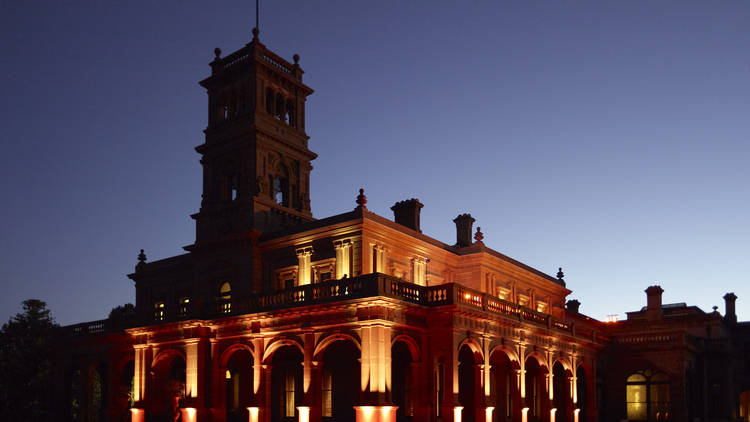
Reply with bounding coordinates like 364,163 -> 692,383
209,339 -> 222,422
259,365 -> 273,422
356,324 -> 396,422
513,369 -> 523,422
132,344 -> 151,421
474,363 -> 486,422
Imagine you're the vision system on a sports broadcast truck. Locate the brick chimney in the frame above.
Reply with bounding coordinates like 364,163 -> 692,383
724,292 -> 737,324
453,214 -> 475,248
645,285 -> 663,320
391,198 -> 423,233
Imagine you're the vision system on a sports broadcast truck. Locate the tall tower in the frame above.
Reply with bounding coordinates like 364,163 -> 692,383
193,28 -> 316,245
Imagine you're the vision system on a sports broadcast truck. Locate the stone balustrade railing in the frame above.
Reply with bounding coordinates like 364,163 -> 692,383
66,273 -> 602,342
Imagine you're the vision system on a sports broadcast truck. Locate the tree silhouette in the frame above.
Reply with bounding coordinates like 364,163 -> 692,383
0,299 -> 59,422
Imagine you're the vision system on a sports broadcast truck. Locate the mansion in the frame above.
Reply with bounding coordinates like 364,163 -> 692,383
53,28 -> 750,422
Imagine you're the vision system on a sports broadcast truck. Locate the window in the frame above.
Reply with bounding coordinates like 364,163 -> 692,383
322,369 -> 332,417
286,100 -> 296,126
273,177 -> 288,206
219,282 -> 231,314
154,302 -> 165,321
266,88 -> 274,114
284,279 -> 294,290
319,272 -> 332,282
284,369 -> 295,418
626,370 -> 670,421
225,369 -> 239,409
229,174 -> 238,201
178,298 -> 189,318
276,94 -> 285,121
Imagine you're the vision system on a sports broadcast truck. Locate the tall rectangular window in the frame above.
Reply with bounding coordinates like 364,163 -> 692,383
322,369 -> 333,417
284,369 -> 295,418
296,248 -> 312,285
334,240 -> 352,279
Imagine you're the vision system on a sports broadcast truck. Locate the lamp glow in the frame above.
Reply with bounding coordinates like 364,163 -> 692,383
355,406 -> 375,422
130,408 -> 144,422
522,407 -> 529,422
180,407 -> 197,422
454,406 -> 463,422
551,408 -> 557,422
574,408 -> 580,422
296,406 -> 310,422
485,406 -> 494,422
247,407 -> 259,422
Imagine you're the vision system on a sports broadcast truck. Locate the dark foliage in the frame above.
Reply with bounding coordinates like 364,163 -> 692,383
0,299 -> 59,422
108,303 -> 135,321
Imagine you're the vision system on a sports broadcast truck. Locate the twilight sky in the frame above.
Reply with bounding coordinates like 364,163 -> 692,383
1,1 -> 748,326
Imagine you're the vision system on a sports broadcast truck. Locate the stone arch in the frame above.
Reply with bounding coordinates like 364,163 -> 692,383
220,342 -> 257,368
489,344 -> 521,366
150,348 -> 186,421
457,337 -> 484,363
524,350 -> 549,373
152,347 -> 186,369
553,354 -> 574,375
222,343 -> 255,422
314,332 -> 361,361
391,334 -> 421,362
263,337 -> 304,365
489,346 -> 520,422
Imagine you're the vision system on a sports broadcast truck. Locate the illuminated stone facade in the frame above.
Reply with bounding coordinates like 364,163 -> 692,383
53,29 -> 750,422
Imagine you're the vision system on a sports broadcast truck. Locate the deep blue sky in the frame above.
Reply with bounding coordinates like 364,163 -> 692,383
1,1 -> 748,325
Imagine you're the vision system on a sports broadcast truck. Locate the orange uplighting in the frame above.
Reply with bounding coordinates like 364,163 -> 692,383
454,406 -> 464,422
130,408 -> 144,422
356,406 -> 376,421
353,405 -> 397,422
247,407 -> 259,422
574,408 -> 580,422
485,406 -> 494,422
180,407 -> 196,422
550,408 -> 557,422
522,407 -> 529,422
604,314 -> 619,323
296,406 -> 310,422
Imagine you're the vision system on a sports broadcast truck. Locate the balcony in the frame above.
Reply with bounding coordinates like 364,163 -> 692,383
65,273 -> 605,343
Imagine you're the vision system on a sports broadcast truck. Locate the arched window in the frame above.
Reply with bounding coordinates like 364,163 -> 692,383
626,370 -> 670,421
219,282 -> 231,314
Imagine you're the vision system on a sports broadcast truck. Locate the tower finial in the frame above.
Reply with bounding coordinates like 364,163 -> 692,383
557,267 -> 565,281
356,188 -> 368,211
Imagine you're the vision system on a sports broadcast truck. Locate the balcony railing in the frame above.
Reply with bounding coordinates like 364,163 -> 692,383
206,273 -> 577,336
65,273 -> 599,341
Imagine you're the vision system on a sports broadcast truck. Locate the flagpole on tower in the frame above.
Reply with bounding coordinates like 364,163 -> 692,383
255,0 -> 259,32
